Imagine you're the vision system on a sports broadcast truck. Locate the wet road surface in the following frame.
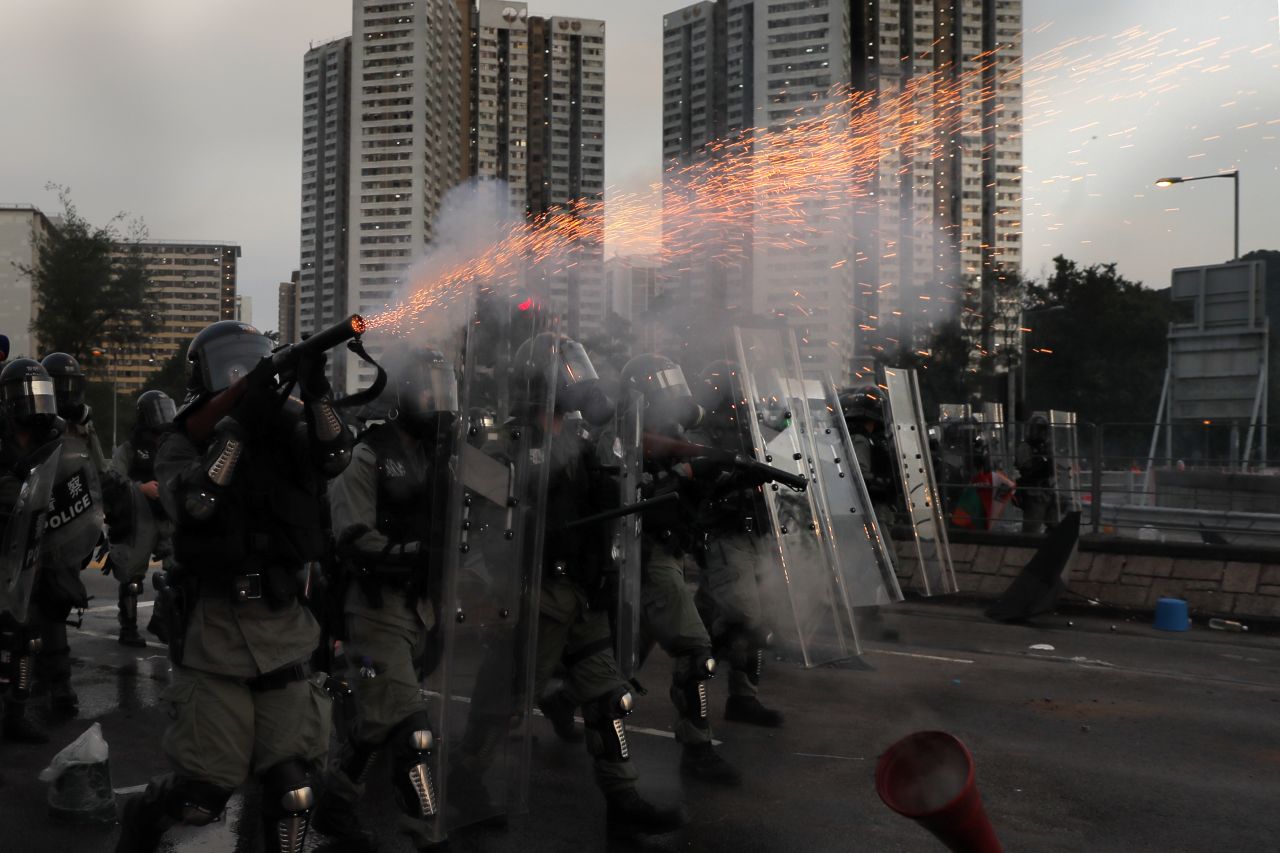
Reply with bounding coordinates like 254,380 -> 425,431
3,566 -> 1279,852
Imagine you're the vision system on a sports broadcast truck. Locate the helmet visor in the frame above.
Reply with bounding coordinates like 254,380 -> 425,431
4,377 -> 57,421
398,361 -> 459,417
51,374 -> 86,409
200,333 -> 273,392
559,340 -> 600,388
139,395 -> 177,428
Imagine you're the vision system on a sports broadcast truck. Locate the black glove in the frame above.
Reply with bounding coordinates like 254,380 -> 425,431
297,351 -> 331,402
230,356 -> 282,427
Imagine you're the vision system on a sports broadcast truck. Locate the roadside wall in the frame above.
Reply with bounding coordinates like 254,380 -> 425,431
893,539 -> 1280,621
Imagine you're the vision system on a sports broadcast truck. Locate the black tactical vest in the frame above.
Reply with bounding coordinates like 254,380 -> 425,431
173,413 -> 327,587
363,422 -> 438,553
127,434 -> 158,483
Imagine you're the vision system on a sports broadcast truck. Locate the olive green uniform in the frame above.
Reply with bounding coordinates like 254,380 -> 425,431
155,429 -> 333,793
1015,439 -> 1059,533
323,438 -> 438,846
697,531 -> 765,699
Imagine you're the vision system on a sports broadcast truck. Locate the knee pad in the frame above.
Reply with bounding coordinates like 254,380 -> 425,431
716,627 -> 768,686
582,685 -> 635,762
124,579 -> 145,597
167,777 -> 233,827
389,711 -> 438,820
261,760 -> 316,853
670,650 -> 716,725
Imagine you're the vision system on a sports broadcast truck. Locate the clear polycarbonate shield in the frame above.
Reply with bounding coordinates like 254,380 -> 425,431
426,289 -> 555,840
107,481 -> 158,580
733,325 -> 860,667
42,433 -> 105,575
804,378 -> 903,608
0,446 -> 61,622
882,368 -> 958,596
610,389 -> 644,679
1049,410 -> 1081,514
979,402 -> 1009,473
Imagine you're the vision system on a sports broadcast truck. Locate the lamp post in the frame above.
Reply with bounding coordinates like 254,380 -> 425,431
1154,169 -> 1240,260
90,347 -> 119,450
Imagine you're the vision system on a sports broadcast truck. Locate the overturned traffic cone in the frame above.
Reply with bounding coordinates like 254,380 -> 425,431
875,731 -> 1002,853
40,722 -> 117,823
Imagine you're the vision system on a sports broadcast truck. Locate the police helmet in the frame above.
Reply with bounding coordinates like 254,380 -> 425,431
187,320 -> 274,394
136,390 -> 177,430
388,348 -> 458,438
40,352 -> 86,417
512,333 -> 612,424
839,384 -> 884,426
0,358 -> 58,429
619,353 -> 702,432
1027,412 -> 1050,444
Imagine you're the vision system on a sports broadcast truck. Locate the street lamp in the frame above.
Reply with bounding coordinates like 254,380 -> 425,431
90,346 -> 119,450
1154,169 -> 1240,260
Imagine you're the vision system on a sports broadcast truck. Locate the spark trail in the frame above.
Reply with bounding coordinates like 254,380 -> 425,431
367,17 -> 1278,346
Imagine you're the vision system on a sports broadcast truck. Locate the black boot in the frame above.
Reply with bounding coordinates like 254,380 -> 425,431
119,584 -> 148,648
49,681 -> 79,716
724,695 -> 784,727
3,709 -> 48,744
312,791 -> 375,852
537,687 -> 583,743
119,624 -> 147,648
114,790 -> 168,853
605,788 -> 687,839
680,742 -> 741,785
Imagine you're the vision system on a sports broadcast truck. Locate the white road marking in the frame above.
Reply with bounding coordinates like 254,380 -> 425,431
867,649 -> 974,665
793,752 -> 865,761
73,627 -> 168,647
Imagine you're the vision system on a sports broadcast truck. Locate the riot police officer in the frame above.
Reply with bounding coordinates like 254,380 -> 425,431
106,390 -> 177,647
42,352 -> 106,471
0,359 -> 64,743
29,353 -> 105,715
115,320 -> 351,853
469,333 -> 685,840
689,361 -> 783,727
841,385 -> 898,542
620,352 -> 741,785
313,348 -> 456,851
1016,413 -> 1058,533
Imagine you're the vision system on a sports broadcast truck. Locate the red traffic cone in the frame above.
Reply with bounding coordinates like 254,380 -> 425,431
875,731 -> 1002,853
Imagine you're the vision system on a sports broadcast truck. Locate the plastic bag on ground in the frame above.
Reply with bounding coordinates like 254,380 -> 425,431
40,722 -> 117,822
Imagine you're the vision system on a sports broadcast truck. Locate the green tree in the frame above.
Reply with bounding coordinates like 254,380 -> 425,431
1023,256 -> 1173,428
20,185 -> 159,362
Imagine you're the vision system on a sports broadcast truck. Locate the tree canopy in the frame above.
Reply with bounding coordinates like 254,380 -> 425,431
21,185 -> 160,363
1022,255 -> 1173,427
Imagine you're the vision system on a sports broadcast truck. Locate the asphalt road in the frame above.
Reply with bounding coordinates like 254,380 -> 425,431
3,567 -> 1279,852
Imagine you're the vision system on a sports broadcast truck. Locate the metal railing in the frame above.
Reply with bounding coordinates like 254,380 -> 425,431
924,421 -> 1280,547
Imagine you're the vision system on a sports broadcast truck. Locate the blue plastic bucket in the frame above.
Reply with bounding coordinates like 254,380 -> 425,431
1153,597 -> 1190,632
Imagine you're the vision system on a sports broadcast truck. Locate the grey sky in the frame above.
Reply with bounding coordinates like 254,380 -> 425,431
1,1 -> 1276,331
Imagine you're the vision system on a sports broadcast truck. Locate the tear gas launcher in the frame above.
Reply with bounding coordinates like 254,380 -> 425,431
184,314 -> 367,444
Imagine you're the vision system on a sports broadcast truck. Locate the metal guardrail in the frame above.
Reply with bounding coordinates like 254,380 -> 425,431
924,420 -> 1280,547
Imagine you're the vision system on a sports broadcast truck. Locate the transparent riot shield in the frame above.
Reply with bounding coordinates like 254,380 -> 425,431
426,289 -> 555,840
1049,410 -> 1081,514
0,446 -> 61,622
106,480 -> 158,580
609,389 -> 644,679
882,369 -> 958,596
804,378 -> 903,607
979,403 -> 1008,473
733,326 -> 859,667
42,433 -> 105,575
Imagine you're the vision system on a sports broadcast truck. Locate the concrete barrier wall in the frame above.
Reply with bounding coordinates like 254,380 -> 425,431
892,539 -> 1280,622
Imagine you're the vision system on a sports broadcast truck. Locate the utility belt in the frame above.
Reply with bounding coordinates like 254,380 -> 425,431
195,563 -> 303,607
245,662 -> 311,693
